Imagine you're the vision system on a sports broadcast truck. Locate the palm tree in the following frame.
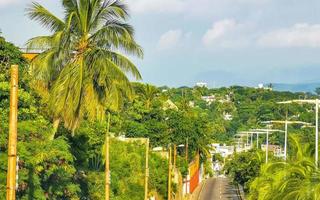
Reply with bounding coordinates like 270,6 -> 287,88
26,0 -> 143,139
248,135 -> 320,200
135,83 -> 159,109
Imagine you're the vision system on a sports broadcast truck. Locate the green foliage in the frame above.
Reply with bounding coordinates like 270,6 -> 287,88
0,36 -> 27,83
3,27 -> 320,199
248,136 -> 320,200
224,150 -> 263,192
149,153 -> 168,200
27,0 -> 143,131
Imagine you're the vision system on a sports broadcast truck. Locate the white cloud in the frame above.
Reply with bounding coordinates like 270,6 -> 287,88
202,19 -> 250,48
258,23 -> 320,48
126,0 -> 269,15
126,0 -> 185,13
202,19 -> 237,45
0,0 -> 19,7
157,30 -> 183,50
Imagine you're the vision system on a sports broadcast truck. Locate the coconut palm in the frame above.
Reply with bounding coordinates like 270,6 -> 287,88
248,135 -> 320,200
26,0 -> 143,138
135,83 -> 159,109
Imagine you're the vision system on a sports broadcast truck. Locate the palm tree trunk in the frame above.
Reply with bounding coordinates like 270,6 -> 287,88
50,118 -> 60,140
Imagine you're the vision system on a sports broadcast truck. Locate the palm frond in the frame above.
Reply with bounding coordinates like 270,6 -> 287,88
26,32 -> 62,50
26,2 -> 65,32
90,21 -> 143,57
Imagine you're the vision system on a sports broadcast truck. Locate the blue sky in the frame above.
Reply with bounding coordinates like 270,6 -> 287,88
1,0 -> 320,87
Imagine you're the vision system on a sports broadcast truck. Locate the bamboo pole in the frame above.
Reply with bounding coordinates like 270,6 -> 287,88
144,139 -> 149,200
173,144 -> 176,169
105,113 -> 111,200
6,65 -> 19,200
168,146 -> 172,200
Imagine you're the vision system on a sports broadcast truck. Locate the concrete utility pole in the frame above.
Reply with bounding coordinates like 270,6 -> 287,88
104,124 -> 150,200
116,136 -> 150,199
105,113 -> 111,200
144,139 -> 149,200
262,120 -> 311,161
266,129 -> 269,163
168,146 -> 172,200
238,131 -> 266,149
278,99 -> 320,167
173,144 -> 177,170
251,129 -> 285,163
6,65 -> 19,200
235,133 -> 248,151
185,138 -> 188,162
317,99 -> 319,167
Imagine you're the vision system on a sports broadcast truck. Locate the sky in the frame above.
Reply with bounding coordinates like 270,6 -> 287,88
1,0 -> 320,87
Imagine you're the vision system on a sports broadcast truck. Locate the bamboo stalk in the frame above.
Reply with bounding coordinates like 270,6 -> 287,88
6,65 -> 19,200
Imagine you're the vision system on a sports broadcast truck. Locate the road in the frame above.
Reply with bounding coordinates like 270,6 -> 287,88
199,177 -> 241,200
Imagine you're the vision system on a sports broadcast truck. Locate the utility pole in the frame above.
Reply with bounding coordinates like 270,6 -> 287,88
238,131 -> 266,150
278,99 -> 320,167
144,139 -> 149,200
266,130 -> 269,163
6,65 -> 18,200
284,120 -> 288,161
316,99 -> 319,167
262,120 -> 310,161
251,129 -> 285,163
105,113 -> 111,200
173,144 -> 176,169
185,138 -> 188,162
168,146 -> 172,200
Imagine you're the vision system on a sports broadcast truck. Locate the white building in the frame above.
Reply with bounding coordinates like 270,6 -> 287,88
211,143 -> 234,158
201,95 -> 215,104
223,112 -> 233,121
196,82 -> 208,88
256,83 -> 273,91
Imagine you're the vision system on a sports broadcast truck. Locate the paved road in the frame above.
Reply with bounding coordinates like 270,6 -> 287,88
199,177 -> 241,200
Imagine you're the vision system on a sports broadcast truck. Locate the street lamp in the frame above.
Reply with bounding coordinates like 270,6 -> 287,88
238,131 -> 267,149
278,99 -> 319,167
250,128 -> 285,163
262,120 -> 311,161
235,133 -> 253,151
233,135 -> 245,151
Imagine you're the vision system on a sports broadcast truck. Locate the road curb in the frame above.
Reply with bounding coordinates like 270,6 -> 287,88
197,179 -> 207,200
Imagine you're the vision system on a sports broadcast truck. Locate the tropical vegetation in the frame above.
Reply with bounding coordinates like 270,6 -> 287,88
1,1 -> 320,199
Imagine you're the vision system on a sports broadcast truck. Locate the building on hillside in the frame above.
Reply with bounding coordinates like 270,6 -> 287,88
163,99 -> 178,111
256,83 -> 273,91
196,82 -> 208,88
201,95 -> 215,105
218,94 -> 232,103
261,144 -> 283,158
223,112 -> 233,121
210,143 -> 234,158
188,101 -> 195,108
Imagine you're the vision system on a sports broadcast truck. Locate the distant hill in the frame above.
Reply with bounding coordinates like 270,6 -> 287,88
272,82 -> 320,93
